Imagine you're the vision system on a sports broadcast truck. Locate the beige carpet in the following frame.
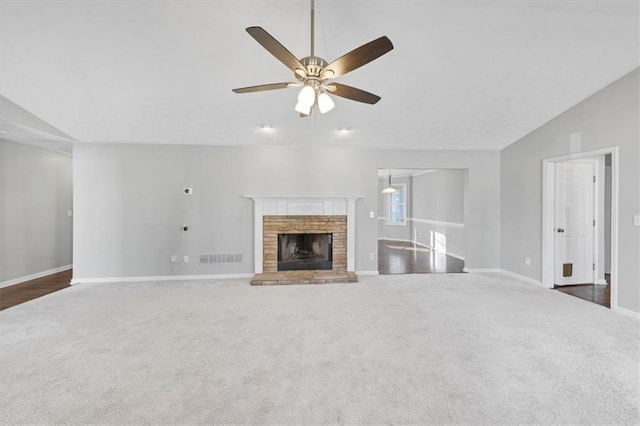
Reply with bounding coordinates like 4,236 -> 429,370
1,273 -> 638,424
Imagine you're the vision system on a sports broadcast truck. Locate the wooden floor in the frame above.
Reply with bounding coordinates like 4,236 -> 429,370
378,240 -> 465,274
0,269 -> 72,311
554,275 -> 611,308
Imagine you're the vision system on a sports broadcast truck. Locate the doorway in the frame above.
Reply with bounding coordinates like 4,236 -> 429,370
542,148 -> 617,309
377,168 -> 467,274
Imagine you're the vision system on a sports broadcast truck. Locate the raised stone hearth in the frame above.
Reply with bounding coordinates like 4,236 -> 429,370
251,271 -> 358,286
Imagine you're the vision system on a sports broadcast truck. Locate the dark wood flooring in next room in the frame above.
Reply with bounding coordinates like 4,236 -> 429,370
554,274 -> 611,308
0,269 -> 72,311
378,240 -> 465,274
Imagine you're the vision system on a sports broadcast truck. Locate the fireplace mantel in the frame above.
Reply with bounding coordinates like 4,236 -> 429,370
246,195 -> 362,273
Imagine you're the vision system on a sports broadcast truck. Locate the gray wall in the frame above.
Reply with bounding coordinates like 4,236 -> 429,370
73,145 -> 500,279
412,170 -> 465,223
501,68 -> 639,313
0,140 -> 73,283
412,170 -> 466,259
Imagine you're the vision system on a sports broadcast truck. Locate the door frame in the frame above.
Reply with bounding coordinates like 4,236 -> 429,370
542,146 -> 618,310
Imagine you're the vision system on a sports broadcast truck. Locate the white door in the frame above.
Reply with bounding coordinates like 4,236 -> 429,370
554,162 -> 595,285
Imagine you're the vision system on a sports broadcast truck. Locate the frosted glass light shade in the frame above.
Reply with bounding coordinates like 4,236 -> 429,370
318,93 -> 335,114
295,100 -> 312,115
298,85 -> 316,105
382,174 -> 397,193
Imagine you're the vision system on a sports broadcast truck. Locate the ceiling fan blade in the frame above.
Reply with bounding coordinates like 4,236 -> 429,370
321,36 -> 393,80
246,27 -> 306,76
232,82 -> 299,94
325,83 -> 381,104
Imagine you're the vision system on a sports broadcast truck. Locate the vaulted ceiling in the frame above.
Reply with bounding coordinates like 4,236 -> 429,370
1,0 -> 638,151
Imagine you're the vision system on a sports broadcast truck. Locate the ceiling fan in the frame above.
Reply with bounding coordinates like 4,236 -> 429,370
232,0 -> 393,117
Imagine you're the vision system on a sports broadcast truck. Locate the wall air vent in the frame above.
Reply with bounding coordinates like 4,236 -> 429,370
199,254 -> 243,264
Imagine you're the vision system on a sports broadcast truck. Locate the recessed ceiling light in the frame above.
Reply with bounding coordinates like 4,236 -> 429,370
336,128 -> 351,135
259,124 -> 275,133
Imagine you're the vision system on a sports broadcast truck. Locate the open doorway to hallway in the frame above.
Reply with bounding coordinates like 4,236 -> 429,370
377,168 -> 467,274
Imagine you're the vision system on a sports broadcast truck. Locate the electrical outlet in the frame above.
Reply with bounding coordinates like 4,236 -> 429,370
369,211 -> 375,218
183,255 -> 189,263
634,215 -> 640,226
170,255 -> 177,262
524,257 -> 531,266
369,252 -> 375,260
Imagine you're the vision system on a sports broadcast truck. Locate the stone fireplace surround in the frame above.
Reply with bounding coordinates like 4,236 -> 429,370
246,196 -> 360,274
265,216 -> 345,272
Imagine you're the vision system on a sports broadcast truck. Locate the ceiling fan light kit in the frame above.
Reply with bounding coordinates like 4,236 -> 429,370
232,0 -> 393,117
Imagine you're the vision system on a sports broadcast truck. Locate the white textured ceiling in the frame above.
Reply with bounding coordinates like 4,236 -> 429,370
1,0 -> 638,151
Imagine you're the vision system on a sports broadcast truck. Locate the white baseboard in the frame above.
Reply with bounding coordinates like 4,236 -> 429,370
71,273 -> 254,285
594,278 -> 608,285
1,265 -> 72,288
355,270 -> 379,276
463,268 -> 502,274
613,305 -> 640,320
498,269 -> 544,287
444,251 -> 466,261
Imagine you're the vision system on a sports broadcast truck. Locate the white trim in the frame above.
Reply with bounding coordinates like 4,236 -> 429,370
409,218 -> 465,229
1,265 -> 72,288
542,160 -> 555,289
499,269 -> 544,287
245,194 -> 365,199
378,238 -> 465,261
463,268 -> 502,273
70,273 -> 254,285
355,270 -> 379,276
346,198 -> 357,271
613,306 -> 640,320
377,169 -> 437,178
245,195 -> 362,274
378,237 -> 417,244
594,279 -> 608,285
443,251 -> 465,261
542,146 -> 619,309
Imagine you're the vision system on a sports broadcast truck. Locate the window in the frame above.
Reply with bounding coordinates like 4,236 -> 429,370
386,183 -> 407,225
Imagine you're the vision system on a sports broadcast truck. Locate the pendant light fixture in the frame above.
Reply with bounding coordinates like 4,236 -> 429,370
382,170 -> 396,194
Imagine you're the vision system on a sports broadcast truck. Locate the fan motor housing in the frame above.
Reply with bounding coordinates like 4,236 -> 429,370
299,56 -> 328,80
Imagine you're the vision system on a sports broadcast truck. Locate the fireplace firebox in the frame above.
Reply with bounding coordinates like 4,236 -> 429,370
278,233 -> 333,271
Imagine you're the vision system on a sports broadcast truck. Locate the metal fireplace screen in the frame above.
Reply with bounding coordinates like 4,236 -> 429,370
277,233 -> 333,271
